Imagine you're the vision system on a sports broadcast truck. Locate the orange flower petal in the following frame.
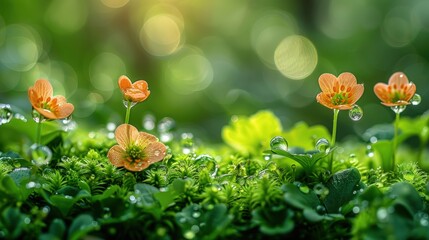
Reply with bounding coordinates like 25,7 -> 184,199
373,83 -> 389,103
35,107 -> 57,119
404,83 -> 416,102
115,124 -> 139,148
124,160 -> 149,171
33,79 -> 53,100
388,72 -> 409,87
118,75 -> 132,93
144,141 -> 167,164
107,145 -> 125,167
137,132 -> 158,146
318,73 -> 337,93
348,84 -> 364,105
56,103 -> 75,119
338,72 -> 358,89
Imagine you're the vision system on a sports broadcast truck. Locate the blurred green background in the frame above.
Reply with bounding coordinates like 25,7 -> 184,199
0,0 -> 428,142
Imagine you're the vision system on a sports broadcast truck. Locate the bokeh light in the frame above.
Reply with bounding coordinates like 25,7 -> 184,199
140,13 -> 183,56
162,46 -> 213,95
0,24 -> 41,72
45,0 -> 88,34
100,0 -> 129,8
251,10 -> 298,69
89,52 -> 126,100
274,35 -> 318,80
381,7 -> 419,47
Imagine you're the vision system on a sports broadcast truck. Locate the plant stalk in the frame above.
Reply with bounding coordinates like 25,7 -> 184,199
125,100 -> 131,124
329,109 -> 340,172
36,115 -> 43,145
392,112 -> 400,171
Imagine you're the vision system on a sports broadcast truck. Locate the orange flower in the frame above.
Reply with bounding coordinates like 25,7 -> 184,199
28,79 -> 74,120
316,72 -> 364,110
107,124 -> 167,171
373,72 -> 416,107
118,75 -> 150,103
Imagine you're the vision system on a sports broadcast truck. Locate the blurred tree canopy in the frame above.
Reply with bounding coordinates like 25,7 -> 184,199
0,0 -> 428,141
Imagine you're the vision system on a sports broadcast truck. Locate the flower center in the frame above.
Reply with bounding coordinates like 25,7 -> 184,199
39,97 -> 58,113
331,92 -> 349,105
126,144 -> 145,162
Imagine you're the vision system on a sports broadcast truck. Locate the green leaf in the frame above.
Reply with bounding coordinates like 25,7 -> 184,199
222,110 -> 282,156
372,140 -> 394,171
323,168 -> 361,213
283,183 -> 320,210
39,218 -> 66,240
134,183 -> 160,207
388,182 -> 423,214
252,205 -> 294,235
176,204 -> 233,240
272,148 -> 329,174
68,214 -> 99,240
0,207 -> 26,239
154,179 -> 186,210
50,190 -> 91,216
283,122 -> 330,151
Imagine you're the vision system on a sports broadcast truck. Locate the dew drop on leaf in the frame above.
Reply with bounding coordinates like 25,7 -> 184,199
28,144 -> 52,166
0,104 -> 13,125
348,105 -> 363,121
183,230 -> 196,239
315,138 -> 330,152
270,136 -> 288,152
299,185 -> 310,194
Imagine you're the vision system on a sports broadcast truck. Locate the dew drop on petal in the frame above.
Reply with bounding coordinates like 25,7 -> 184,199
122,100 -> 137,109
349,105 -> 363,121
0,104 -> 13,125
32,108 -> 44,123
315,138 -> 330,152
390,105 -> 406,114
270,136 -> 288,152
411,94 -> 421,106
28,144 -> 52,166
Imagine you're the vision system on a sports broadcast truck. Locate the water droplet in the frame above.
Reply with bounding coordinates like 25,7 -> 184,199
122,100 -> 137,109
366,145 -> 374,158
313,183 -> 329,197
31,108 -> 44,123
270,136 -> 288,152
299,185 -> 310,194
60,116 -> 77,132
352,206 -> 360,214
42,206 -> 50,214
26,181 -> 37,189
192,211 -> 201,218
316,205 -> 326,214
0,104 -> 13,125
107,132 -> 115,139
129,195 -> 137,204
160,132 -> 173,143
349,105 -> 363,121
64,195 -> 73,199
13,113 -> 27,122
369,136 -> 378,143
28,144 -> 52,166
420,218 -> 429,226
390,105 -> 406,114
263,152 -> 272,161
183,230 -> 196,239
315,138 -> 330,152
24,217 -> 31,224
411,94 -> 421,106
106,122 -> 116,131
377,208 -> 388,222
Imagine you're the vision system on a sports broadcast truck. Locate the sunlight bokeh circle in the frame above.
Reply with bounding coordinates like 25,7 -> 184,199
274,35 -> 318,80
140,14 -> 182,56
163,46 -> 213,95
100,0 -> 129,8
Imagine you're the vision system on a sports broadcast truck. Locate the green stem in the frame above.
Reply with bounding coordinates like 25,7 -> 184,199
331,109 -> 340,146
392,112 -> 400,171
36,115 -> 43,145
328,109 -> 340,172
125,100 -> 131,124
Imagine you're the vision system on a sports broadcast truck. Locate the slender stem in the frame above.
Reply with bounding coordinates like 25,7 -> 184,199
36,115 -> 43,145
328,109 -> 340,172
125,100 -> 131,124
392,112 -> 400,171
331,109 -> 340,146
